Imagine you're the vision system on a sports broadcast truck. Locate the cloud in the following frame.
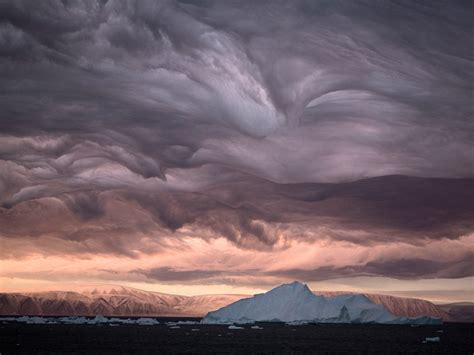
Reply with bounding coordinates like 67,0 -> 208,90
0,0 -> 473,285
136,267 -> 226,282
267,254 -> 474,281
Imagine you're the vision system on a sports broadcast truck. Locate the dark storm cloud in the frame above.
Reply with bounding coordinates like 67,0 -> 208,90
0,0 -> 473,280
60,191 -> 105,220
132,252 -> 474,282
2,175 -> 473,258
267,253 -> 474,281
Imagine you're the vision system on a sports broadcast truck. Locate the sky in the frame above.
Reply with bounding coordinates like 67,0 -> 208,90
0,0 -> 473,303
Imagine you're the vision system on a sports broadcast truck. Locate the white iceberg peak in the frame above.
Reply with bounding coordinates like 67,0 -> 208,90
202,281 -> 442,325
271,281 -> 312,293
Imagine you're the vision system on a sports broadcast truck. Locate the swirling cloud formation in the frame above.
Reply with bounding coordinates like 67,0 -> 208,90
0,0 -> 473,291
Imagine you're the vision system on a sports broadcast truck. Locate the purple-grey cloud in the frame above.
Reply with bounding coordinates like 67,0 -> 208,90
0,0 -> 473,281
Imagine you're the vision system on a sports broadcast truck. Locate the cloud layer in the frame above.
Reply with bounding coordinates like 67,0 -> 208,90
0,0 -> 473,289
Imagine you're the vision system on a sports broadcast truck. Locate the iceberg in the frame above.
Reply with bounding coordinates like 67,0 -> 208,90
0,315 -> 160,326
423,336 -> 441,343
136,317 -> 160,325
202,281 -> 442,325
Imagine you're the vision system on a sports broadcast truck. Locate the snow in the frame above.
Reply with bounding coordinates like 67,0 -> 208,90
1,284 -> 448,320
316,291 -> 448,320
92,315 -> 108,324
202,281 -> 442,325
0,316 -> 58,324
25,316 -> 55,324
108,317 -> 136,324
250,325 -> 263,329
136,317 -> 159,325
0,315 -> 159,325
423,336 -> 441,343
0,317 -> 16,321
286,320 -> 309,325
165,320 -> 199,326
228,325 -> 244,329
57,316 -> 87,324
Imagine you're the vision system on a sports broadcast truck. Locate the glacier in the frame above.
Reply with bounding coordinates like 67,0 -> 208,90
202,282 -> 442,325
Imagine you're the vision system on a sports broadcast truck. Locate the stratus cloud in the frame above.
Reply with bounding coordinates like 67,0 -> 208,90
1,233 -> 473,290
0,0 -> 473,286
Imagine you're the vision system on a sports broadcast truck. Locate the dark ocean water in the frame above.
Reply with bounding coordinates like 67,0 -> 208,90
1,318 -> 473,354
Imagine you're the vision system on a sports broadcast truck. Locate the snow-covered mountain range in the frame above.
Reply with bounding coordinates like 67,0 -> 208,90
203,282 -> 442,324
0,283 -> 455,321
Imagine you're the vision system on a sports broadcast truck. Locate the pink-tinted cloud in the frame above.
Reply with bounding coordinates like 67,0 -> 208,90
0,1 -> 473,295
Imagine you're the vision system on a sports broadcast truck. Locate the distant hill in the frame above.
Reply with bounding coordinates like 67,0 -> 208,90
0,285 -> 245,317
314,291 -> 450,321
0,284 -> 456,321
438,302 -> 474,323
